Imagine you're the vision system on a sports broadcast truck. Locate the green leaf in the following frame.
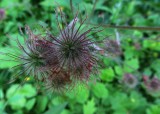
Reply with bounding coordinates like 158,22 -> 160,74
4,21 -> 15,33
129,91 -> 147,110
13,110 -> 23,114
44,102 -> 67,114
83,99 -> 96,114
74,86 -> 89,104
124,58 -> 139,72
147,105 -> 160,114
35,96 -> 48,113
91,82 -> 109,99
125,1 -> 135,16
9,94 -> 26,110
143,40 -> 160,51
113,110 -> 128,114
51,96 -> 64,106
19,84 -> 37,98
151,60 -> 160,76
0,47 -> 19,69
100,68 -> 115,82
25,98 -> 36,111
9,34 -> 24,47
6,84 -> 19,99
6,84 -> 37,99
61,109 -> 71,114
66,84 -> 89,104
143,68 -> 152,76
40,0 -> 70,8
124,47 -> 138,60
110,92 -> 128,111
0,89 -> 4,99
6,84 -> 37,110
0,100 -> 5,111
114,66 -> 124,76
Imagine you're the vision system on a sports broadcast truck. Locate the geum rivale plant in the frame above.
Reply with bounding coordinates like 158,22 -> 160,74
1,8 -> 120,93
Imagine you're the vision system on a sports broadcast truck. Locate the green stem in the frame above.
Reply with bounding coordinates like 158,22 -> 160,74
89,24 -> 160,31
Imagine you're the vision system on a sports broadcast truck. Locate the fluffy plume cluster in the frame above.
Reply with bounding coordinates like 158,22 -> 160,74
122,73 -> 138,89
5,11 -> 116,92
104,39 -> 122,56
1,5 -> 123,92
143,76 -> 160,97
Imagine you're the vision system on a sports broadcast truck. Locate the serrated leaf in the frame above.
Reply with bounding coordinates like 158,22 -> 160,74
83,99 -> 96,114
91,82 -> 108,99
44,102 -> 67,114
110,93 -> 128,111
66,84 -> 89,104
75,86 -> 89,104
124,58 -> 139,72
100,68 -> 115,82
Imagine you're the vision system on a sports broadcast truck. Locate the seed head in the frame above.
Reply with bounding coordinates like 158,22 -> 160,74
2,7 -> 122,93
123,73 -> 138,88
9,26 -> 57,81
48,13 -> 99,81
143,76 -> 160,97
44,69 -> 72,93
104,39 -> 122,56
147,77 -> 160,92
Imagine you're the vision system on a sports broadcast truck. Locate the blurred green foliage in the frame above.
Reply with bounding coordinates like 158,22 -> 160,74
0,0 -> 160,114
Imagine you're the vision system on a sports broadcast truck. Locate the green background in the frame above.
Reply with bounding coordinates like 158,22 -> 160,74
0,0 -> 160,114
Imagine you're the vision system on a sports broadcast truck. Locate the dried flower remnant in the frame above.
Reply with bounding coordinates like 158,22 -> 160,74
149,78 -> 160,91
142,76 -> 160,97
2,8 -> 123,92
134,42 -> 141,50
0,9 -> 5,20
48,11 -> 100,82
45,69 -> 72,93
7,26 -> 57,82
145,77 -> 160,91
123,73 -> 138,88
104,39 -> 122,56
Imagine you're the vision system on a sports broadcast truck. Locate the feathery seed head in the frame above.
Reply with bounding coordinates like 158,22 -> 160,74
45,69 -> 72,93
123,73 -> 138,88
2,6 -> 122,93
143,76 -> 160,97
148,77 -> 160,92
13,26 -> 56,81
104,39 -> 122,56
49,13 -> 99,81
